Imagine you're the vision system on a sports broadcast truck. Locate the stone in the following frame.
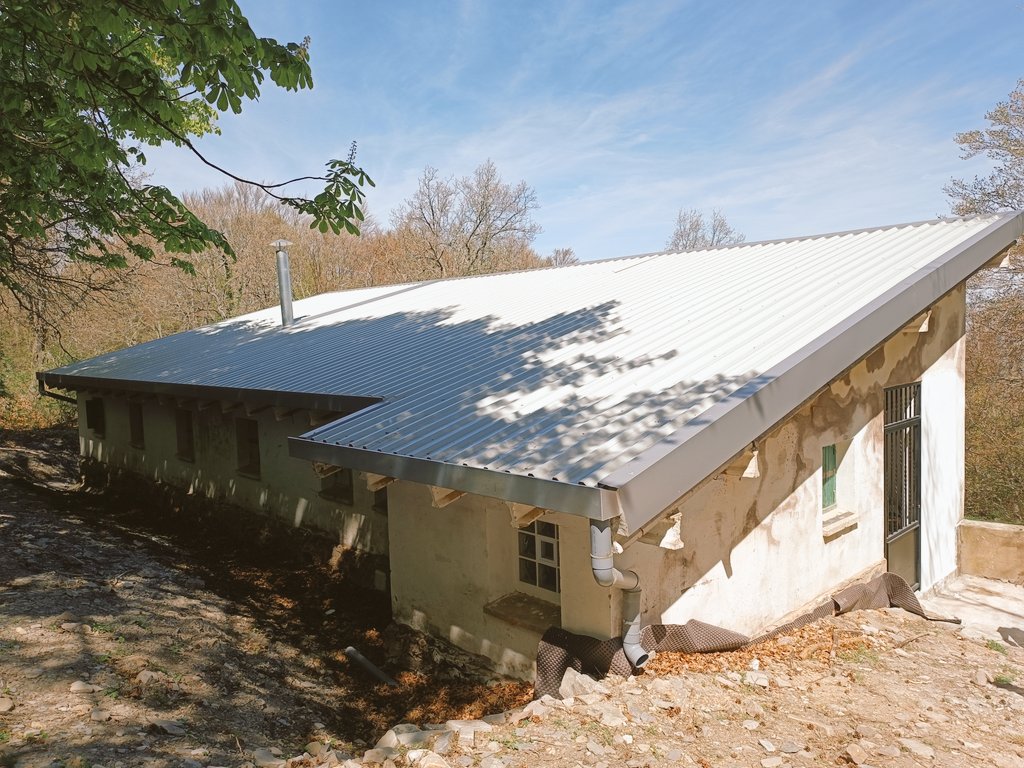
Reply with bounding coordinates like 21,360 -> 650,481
743,719 -> 760,731
779,741 -> 804,753
0,698 -> 13,713
759,739 -> 776,752
136,670 -> 162,684
479,758 -> 505,768
150,718 -> 186,736
362,748 -> 399,765
665,749 -> 683,761
855,724 -> 879,739
251,748 -> 286,767
432,731 -> 454,755
898,738 -> 935,759
70,681 -> 101,693
586,740 -> 607,756
844,743 -> 869,764
974,670 -> 991,686
90,708 -> 111,722
522,700 -> 550,718
761,759 -> 784,768
874,745 -> 902,758
304,742 -> 323,757
745,671 -> 770,688
592,702 -> 628,728
24,668 -> 44,679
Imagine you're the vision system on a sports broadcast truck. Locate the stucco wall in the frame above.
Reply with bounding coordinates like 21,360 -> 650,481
77,397 -> 389,555
959,519 -> 1024,584
388,482 -> 612,679
618,286 -> 966,637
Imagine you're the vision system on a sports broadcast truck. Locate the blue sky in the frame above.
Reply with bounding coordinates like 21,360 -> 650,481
146,1 -> 1023,261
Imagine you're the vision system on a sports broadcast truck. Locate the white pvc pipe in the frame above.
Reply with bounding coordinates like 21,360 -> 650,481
590,520 -> 648,668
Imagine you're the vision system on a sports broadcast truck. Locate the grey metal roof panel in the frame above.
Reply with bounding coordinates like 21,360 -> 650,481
43,214 -> 1024,527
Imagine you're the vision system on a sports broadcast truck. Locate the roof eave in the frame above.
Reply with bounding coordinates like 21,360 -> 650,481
37,371 -> 380,415
601,210 -> 1024,536
287,434 -> 614,520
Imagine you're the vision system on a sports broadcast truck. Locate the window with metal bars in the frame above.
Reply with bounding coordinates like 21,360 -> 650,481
85,398 -> 105,438
518,521 -> 560,594
884,382 -> 921,540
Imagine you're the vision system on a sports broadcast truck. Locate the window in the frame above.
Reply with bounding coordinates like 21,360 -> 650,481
85,398 -> 105,438
128,402 -> 145,448
518,521 -> 560,593
320,467 -> 354,505
235,418 -> 260,477
822,444 -> 837,510
372,487 -> 389,514
175,408 -> 195,462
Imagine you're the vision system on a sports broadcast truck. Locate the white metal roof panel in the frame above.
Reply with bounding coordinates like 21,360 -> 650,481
43,214 -> 1024,528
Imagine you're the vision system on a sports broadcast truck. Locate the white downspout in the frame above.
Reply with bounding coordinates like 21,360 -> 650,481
590,519 -> 649,668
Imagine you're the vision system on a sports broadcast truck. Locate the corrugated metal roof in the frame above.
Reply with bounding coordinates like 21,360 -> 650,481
43,214 -> 1024,530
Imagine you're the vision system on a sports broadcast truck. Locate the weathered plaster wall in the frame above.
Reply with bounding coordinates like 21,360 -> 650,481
388,482 -> 612,679
618,286 -> 966,637
77,398 -> 389,555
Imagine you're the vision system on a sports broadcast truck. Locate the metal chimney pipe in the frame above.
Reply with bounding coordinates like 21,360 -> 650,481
271,239 -> 294,327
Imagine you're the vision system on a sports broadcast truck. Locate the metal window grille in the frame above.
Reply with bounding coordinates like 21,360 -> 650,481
884,382 -> 921,541
822,444 -> 837,510
518,521 -> 560,593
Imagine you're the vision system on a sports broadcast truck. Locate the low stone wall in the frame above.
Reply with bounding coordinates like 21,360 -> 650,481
958,519 -> 1024,584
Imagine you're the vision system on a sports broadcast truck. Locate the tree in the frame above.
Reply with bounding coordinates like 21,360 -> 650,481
666,208 -> 745,251
945,79 -> 1024,214
548,247 -> 580,267
0,0 -> 373,315
392,161 -> 542,278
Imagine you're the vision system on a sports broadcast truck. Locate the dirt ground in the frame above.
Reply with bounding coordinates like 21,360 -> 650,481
1,427 -> 1023,768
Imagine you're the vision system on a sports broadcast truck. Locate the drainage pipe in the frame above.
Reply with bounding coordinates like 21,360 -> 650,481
590,519 -> 649,668
343,646 -> 398,687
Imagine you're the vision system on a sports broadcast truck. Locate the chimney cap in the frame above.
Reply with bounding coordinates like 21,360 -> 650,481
270,239 -> 293,250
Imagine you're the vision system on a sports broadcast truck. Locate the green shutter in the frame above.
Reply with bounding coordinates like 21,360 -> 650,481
822,444 -> 837,510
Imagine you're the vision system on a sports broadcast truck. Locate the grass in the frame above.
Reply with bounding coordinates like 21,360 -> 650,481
994,672 -> 1016,686
0,730 -> 9,743
987,640 -> 1008,655
839,646 -> 881,666
90,620 -> 119,634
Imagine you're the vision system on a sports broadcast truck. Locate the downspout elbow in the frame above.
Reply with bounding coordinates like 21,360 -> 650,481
590,519 -> 649,668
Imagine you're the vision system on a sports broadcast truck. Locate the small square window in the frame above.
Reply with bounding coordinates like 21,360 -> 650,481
85,398 -> 105,438
518,521 -> 560,594
320,467 -> 354,505
236,417 -> 260,478
128,402 -> 145,448
373,487 -> 389,514
175,408 -> 195,462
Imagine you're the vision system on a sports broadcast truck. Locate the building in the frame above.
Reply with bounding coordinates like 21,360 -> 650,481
39,213 -> 1024,679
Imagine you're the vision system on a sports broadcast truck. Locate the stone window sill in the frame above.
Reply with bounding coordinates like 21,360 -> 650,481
822,508 -> 858,540
484,591 -> 561,635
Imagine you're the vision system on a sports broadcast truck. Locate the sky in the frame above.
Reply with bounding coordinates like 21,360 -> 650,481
145,0 -> 1024,261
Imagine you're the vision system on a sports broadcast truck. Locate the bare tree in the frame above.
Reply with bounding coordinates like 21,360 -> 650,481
393,161 -> 542,278
666,208 -> 745,252
945,79 -> 1024,215
548,247 -> 580,267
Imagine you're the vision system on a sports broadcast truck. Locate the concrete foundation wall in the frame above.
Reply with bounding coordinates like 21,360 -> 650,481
959,519 -> 1024,584
77,398 -> 389,555
620,287 -> 966,637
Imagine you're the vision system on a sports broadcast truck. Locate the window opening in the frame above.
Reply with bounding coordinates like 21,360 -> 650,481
236,417 -> 261,477
175,408 -> 195,462
128,402 -> 144,448
518,521 -> 560,593
822,444 -> 837,510
85,398 -> 105,438
320,467 -> 354,505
